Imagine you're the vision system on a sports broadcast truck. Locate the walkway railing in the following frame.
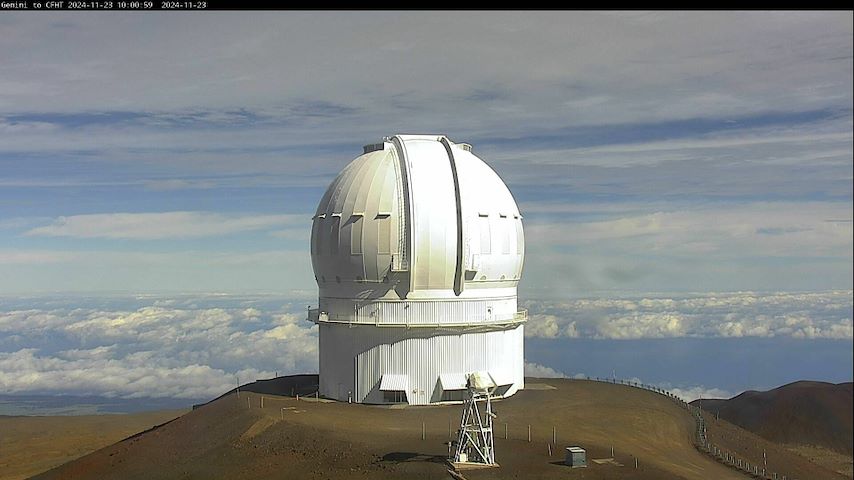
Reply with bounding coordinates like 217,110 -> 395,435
306,307 -> 527,331
584,376 -> 795,480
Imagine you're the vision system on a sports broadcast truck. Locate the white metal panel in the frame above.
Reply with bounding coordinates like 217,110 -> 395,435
319,323 -> 524,405
311,135 -> 524,302
439,373 -> 468,391
311,148 -> 402,289
379,374 -> 409,391
454,146 -> 524,285
406,138 -> 458,292
353,297 -> 516,325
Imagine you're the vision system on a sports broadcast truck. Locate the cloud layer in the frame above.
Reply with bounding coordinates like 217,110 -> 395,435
0,292 -> 848,400
0,296 -> 317,399
524,291 -> 853,340
525,362 -> 730,401
2,13 -> 850,126
0,12 -> 850,296
25,212 -> 300,240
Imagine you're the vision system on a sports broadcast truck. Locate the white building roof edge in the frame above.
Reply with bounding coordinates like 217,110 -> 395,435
379,374 -> 409,391
439,372 -> 468,391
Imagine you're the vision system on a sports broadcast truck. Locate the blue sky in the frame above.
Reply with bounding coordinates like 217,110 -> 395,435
0,11 -> 850,295
0,12 -> 851,402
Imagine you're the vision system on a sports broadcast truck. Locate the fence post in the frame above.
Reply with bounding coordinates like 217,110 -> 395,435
528,425 -> 531,442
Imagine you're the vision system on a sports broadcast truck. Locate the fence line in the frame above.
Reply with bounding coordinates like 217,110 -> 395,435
584,376 -> 794,480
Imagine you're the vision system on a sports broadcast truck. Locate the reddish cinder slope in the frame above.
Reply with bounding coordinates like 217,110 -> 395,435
33,377 -> 844,480
693,381 -> 853,455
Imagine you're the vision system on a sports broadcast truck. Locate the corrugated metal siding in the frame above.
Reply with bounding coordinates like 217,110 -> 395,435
318,297 -> 519,325
319,323 -> 524,405
354,298 -> 516,325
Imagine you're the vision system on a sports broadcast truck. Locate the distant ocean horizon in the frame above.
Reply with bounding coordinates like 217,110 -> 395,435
525,337 -> 854,399
0,394 -> 202,416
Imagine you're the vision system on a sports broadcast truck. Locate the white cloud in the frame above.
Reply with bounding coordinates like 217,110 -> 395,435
25,212 -> 301,239
0,293 -> 846,401
0,348 -> 250,400
0,14 -> 849,299
0,250 -> 77,264
0,248 -> 312,294
504,129 -> 852,169
524,291 -> 853,340
0,299 -> 317,399
520,364 -> 733,402
1,13 -> 849,128
517,201 -> 852,296
525,202 -> 853,258
143,179 -> 217,191
524,362 -> 567,378
667,385 -> 733,402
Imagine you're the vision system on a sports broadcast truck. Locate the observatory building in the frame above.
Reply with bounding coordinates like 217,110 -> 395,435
308,134 -> 526,405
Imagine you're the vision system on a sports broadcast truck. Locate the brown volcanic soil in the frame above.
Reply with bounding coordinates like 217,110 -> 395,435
0,410 -> 185,480
700,408 -> 849,480
32,377 -> 842,480
693,381 -> 853,455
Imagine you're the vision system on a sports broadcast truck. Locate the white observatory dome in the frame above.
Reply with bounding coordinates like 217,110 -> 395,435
308,134 -> 526,405
311,134 -> 523,300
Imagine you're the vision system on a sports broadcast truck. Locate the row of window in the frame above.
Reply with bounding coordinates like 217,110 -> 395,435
382,390 -> 407,403
383,383 -> 514,404
312,215 -> 523,257
311,215 -> 392,256
478,215 -> 524,255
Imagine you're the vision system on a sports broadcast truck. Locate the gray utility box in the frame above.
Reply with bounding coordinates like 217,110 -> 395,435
565,446 -> 587,468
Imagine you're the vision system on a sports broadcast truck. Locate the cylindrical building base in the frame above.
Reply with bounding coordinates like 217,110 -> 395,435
318,324 -> 524,405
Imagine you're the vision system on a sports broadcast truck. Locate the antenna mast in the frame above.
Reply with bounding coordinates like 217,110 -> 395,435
453,372 -> 498,466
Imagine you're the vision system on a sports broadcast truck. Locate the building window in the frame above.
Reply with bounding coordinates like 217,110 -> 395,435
441,390 -> 466,402
383,390 -> 407,403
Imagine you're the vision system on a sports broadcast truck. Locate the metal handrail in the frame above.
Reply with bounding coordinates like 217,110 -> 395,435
307,307 -> 527,329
